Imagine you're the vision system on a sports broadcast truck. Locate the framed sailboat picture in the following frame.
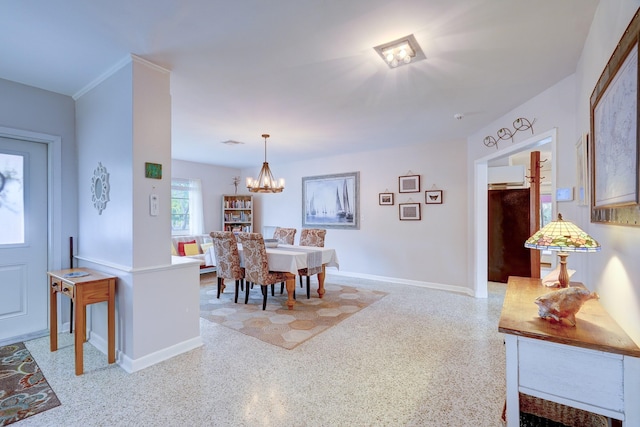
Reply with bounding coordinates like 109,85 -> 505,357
302,172 -> 360,229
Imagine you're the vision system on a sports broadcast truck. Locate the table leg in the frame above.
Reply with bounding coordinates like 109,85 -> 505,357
49,278 -> 58,352
74,291 -> 85,376
504,334 -> 519,427
107,279 -> 115,364
316,265 -> 326,298
625,356 -> 640,427
285,273 -> 296,310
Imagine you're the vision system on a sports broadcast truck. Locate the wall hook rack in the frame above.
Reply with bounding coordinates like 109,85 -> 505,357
525,159 -> 547,183
525,174 -> 546,184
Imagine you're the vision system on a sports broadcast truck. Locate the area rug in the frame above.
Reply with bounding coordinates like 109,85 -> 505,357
200,274 -> 387,349
0,342 -> 61,426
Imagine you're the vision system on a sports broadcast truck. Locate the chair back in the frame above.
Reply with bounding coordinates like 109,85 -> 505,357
209,231 -> 243,280
299,228 -> 326,247
236,233 -> 272,284
273,227 -> 296,244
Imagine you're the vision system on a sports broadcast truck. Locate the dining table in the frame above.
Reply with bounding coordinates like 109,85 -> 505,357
210,243 -> 339,309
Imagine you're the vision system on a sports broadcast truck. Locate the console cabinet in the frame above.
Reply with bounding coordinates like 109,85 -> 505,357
222,195 -> 253,232
499,276 -> 640,426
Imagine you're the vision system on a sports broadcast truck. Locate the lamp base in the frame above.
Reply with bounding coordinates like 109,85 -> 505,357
557,252 -> 570,288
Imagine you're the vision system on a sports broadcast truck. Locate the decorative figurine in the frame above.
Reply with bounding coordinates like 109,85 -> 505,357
534,287 -> 599,326
232,176 -> 240,194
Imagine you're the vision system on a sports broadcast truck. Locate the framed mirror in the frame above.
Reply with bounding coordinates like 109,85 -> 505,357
91,162 -> 110,214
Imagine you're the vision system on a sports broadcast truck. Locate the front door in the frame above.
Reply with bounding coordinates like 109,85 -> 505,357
488,188 -> 532,283
0,137 -> 48,345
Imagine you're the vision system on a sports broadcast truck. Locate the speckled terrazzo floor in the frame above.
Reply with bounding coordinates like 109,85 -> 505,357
17,276 -> 507,426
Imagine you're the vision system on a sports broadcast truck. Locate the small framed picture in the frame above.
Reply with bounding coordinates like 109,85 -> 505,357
399,175 -> 420,193
399,203 -> 421,220
425,190 -> 443,204
379,193 -> 394,205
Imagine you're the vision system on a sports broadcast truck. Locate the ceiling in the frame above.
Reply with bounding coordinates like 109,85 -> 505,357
0,1 -> 599,169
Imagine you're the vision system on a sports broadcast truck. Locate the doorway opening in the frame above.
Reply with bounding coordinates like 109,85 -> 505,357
473,129 -> 557,297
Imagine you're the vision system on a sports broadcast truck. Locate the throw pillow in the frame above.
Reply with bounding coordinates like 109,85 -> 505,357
183,243 -> 200,256
200,242 -> 213,253
177,240 -> 196,256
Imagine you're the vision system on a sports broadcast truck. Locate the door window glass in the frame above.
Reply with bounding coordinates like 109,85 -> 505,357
0,153 -> 24,244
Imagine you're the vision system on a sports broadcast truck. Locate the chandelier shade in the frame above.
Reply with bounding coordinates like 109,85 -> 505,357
246,134 -> 284,193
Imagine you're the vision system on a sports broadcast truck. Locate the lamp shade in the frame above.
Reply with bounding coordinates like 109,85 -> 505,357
524,213 -> 600,252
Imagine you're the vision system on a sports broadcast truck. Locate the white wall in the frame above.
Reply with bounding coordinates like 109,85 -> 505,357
467,75 -> 580,293
76,56 -> 173,270
171,159 -> 242,233
132,58 -> 173,268
0,78 -> 77,271
76,63 -> 134,267
245,139 -> 470,293
75,57 -> 202,368
576,0 -> 640,345
467,0 -> 640,345
174,142 -> 469,293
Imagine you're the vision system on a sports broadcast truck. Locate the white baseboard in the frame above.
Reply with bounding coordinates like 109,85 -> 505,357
116,336 -> 203,373
328,270 -> 475,297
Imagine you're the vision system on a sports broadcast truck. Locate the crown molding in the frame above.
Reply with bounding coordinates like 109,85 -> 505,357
73,54 -> 170,100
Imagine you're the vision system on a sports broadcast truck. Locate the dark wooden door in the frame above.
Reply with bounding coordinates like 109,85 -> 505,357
488,188 -> 531,283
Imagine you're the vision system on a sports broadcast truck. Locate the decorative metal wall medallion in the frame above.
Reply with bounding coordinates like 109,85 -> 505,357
91,162 -> 110,214
483,117 -> 536,149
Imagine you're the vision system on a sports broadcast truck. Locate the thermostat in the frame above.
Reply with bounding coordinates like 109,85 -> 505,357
150,194 -> 159,216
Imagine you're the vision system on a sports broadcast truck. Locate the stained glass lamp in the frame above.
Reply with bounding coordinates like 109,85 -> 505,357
524,213 -> 600,287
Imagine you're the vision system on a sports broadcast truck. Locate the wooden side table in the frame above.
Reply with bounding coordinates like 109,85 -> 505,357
48,267 -> 116,375
499,276 -> 640,426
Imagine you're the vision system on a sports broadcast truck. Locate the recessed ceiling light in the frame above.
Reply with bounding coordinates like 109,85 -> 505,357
221,140 -> 245,145
373,34 -> 426,69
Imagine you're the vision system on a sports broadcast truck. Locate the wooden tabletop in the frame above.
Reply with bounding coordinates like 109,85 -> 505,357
47,267 -> 116,284
499,276 -> 640,357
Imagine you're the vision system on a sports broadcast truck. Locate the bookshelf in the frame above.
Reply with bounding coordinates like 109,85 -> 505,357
222,195 -> 253,232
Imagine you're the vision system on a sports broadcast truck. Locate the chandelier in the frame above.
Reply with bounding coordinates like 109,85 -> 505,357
246,134 -> 284,193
